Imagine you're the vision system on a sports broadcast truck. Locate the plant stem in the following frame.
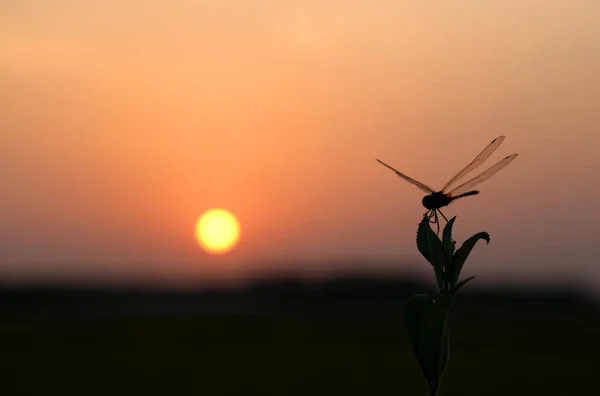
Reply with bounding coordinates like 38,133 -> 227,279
428,382 -> 439,396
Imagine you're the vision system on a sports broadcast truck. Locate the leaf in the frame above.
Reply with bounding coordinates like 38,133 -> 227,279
450,232 -> 490,286
429,276 -> 475,327
416,215 -> 441,264
435,323 -> 450,396
442,216 -> 457,262
404,294 -> 446,394
416,216 -> 447,291
423,276 -> 475,394
404,286 -> 472,396
445,276 -> 476,302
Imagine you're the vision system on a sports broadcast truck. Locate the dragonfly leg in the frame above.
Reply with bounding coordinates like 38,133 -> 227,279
425,210 -> 435,223
438,209 -> 456,243
438,209 -> 449,223
424,210 -> 439,233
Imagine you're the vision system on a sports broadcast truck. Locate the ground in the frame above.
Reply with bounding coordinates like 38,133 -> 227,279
1,307 -> 597,395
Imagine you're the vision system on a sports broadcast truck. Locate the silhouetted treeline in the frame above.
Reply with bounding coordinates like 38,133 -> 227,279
0,276 -> 595,316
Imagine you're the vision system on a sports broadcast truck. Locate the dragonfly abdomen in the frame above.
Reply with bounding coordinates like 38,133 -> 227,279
449,190 -> 480,201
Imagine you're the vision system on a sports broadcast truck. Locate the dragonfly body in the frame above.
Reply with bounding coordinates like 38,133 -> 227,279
377,136 -> 517,233
422,191 -> 476,211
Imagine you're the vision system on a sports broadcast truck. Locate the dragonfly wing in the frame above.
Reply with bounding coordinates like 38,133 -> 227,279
376,159 -> 435,194
447,153 -> 518,197
441,136 -> 505,193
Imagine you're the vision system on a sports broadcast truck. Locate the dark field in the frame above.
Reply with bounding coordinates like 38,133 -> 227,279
1,279 -> 598,395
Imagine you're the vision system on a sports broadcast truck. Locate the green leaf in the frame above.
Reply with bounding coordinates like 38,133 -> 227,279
404,289 -> 466,396
404,294 -> 446,394
424,277 -> 476,395
416,215 -> 447,291
416,215 -> 441,264
445,276 -> 476,302
442,216 -> 457,261
441,217 -> 457,291
450,232 -> 490,286
435,323 -> 450,396
428,276 -> 475,327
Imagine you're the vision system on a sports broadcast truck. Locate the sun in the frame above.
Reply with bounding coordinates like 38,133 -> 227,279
195,209 -> 241,255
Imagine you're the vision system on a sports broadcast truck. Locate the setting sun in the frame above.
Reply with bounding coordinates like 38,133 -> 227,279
195,209 -> 241,255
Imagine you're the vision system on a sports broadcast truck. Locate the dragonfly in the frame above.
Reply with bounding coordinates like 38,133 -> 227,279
377,136 -> 518,233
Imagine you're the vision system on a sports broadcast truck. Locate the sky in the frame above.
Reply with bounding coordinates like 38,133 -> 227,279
1,1 -> 599,290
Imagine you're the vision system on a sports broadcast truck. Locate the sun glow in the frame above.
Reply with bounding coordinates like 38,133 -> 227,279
195,209 -> 241,255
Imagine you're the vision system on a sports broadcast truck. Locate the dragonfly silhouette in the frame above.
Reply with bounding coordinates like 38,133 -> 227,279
377,136 -> 518,233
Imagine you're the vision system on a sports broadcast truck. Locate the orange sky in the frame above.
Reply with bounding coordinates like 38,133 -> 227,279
1,1 -> 599,289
